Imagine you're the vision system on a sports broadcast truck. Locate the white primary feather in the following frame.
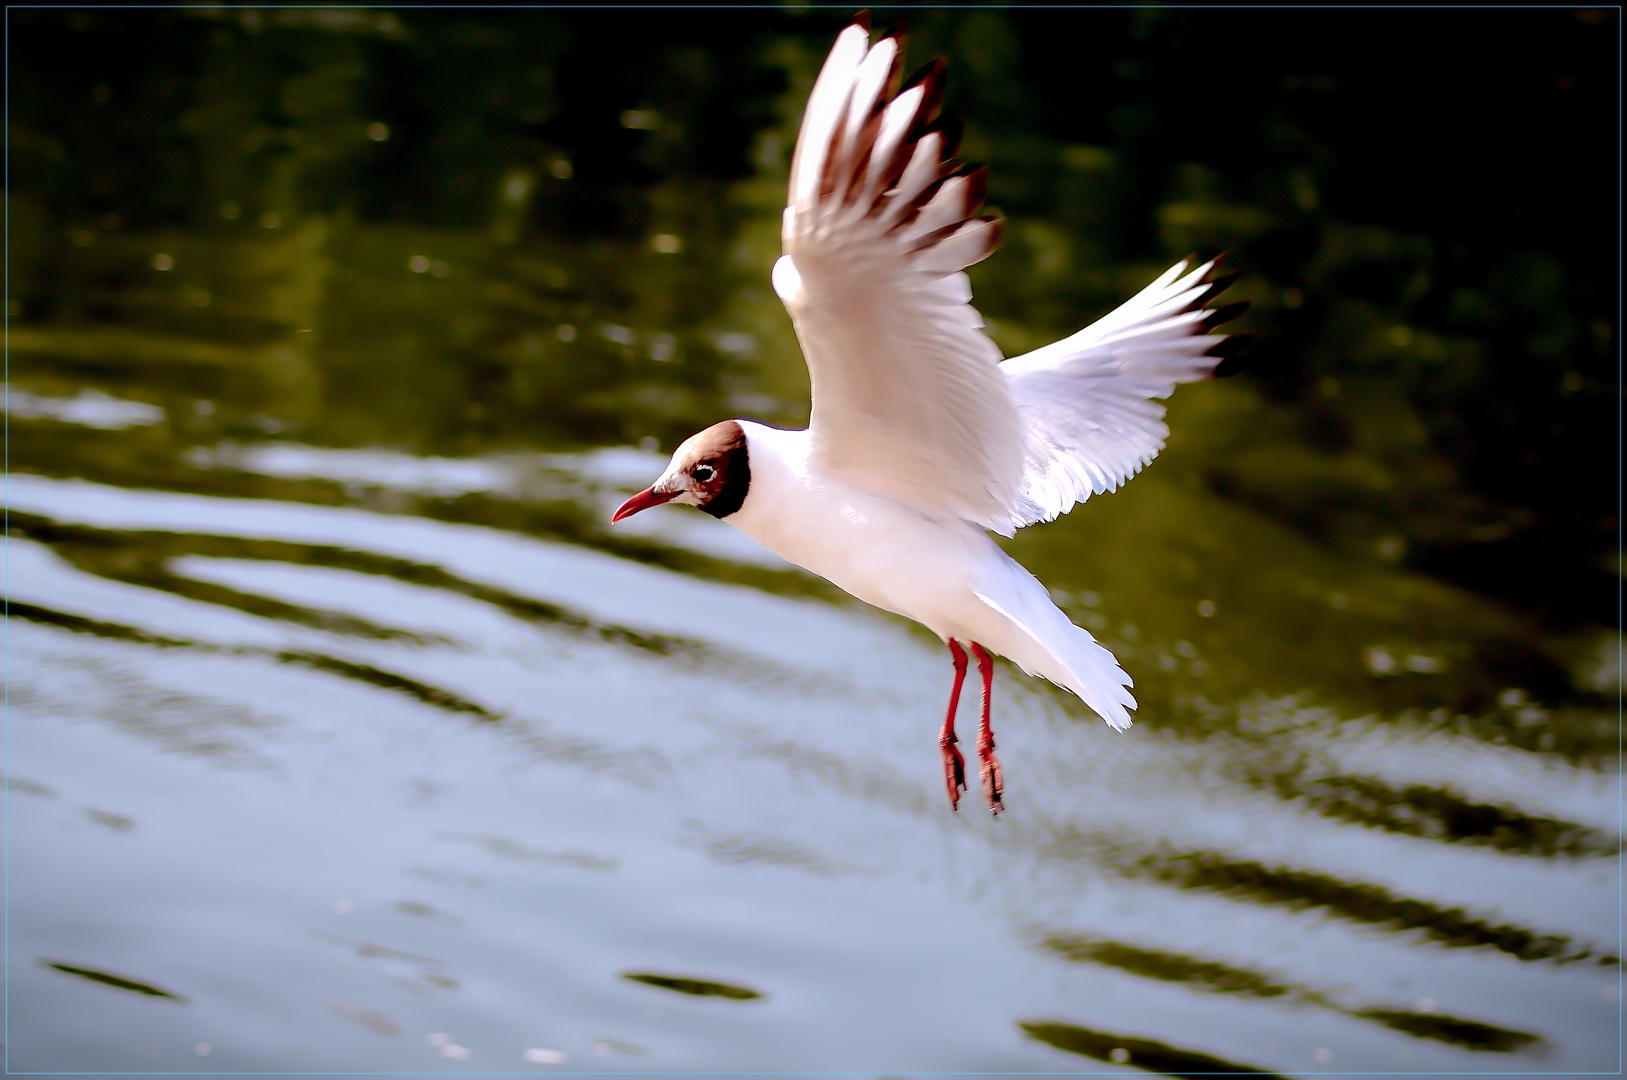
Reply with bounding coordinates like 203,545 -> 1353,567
856,85 -> 922,208
876,131 -> 944,228
1000,258 -> 1238,530
788,24 -> 869,220
832,35 -> 898,209
778,27 -> 1242,538
778,30 -> 1020,532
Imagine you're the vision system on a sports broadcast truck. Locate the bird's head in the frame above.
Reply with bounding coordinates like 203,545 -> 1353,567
611,420 -> 751,523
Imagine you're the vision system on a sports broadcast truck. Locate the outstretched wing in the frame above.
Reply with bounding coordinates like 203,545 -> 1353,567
775,20 -> 1025,532
1001,258 -> 1249,530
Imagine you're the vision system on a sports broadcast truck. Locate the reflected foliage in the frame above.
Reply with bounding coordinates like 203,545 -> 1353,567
1355,1009 -> 1544,1055
1036,824 -> 1617,967
1264,771 -> 1618,859
622,972 -> 764,1001
41,961 -> 188,1003
947,8 -> 1616,627
1020,1020 -> 1282,1077
8,599 -> 191,649
7,509 -> 830,698
1038,933 -> 1548,1054
1042,935 -> 1296,999
1137,849 -> 1616,966
279,651 -> 496,718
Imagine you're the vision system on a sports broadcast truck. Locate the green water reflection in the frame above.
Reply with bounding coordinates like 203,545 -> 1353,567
7,7 -> 1618,1074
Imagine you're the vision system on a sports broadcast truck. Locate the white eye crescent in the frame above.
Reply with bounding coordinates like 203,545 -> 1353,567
692,464 -> 715,482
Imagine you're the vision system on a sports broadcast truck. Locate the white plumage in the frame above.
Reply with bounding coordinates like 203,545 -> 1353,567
1004,258 -> 1244,529
614,18 -> 1248,813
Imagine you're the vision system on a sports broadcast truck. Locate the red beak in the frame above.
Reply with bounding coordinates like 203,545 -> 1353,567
611,486 -> 678,523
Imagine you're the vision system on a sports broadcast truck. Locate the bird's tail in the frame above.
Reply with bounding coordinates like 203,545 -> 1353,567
972,559 -> 1136,731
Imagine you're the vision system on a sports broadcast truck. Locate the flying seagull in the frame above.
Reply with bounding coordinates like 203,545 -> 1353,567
612,16 -> 1248,814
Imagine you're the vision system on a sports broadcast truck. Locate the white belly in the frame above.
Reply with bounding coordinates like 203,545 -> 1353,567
720,422 -> 1137,732
725,424 -> 1011,645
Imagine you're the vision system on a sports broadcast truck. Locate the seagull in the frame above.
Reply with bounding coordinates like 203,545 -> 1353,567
612,16 -> 1248,814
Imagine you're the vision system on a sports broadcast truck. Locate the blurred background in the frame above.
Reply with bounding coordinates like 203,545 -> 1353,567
7,6 -> 1618,1073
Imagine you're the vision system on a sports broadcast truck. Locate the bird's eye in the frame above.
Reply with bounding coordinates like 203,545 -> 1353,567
692,464 -> 715,482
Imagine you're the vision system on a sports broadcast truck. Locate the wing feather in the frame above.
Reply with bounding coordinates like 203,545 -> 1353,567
778,22 -> 1024,530
779,21 -> 1249,535
877,131 -> 946,226
858,84 -> 921,205
831,34 -> 898,211
1001,258 -> 1250,529
788,25 -> 868,216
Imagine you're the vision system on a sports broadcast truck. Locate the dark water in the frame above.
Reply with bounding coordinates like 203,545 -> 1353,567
7,8 -> 1619,1074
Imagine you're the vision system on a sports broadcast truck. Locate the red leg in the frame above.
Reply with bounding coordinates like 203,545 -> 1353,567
939,640 -> 969,811
970,642 -> 1005,815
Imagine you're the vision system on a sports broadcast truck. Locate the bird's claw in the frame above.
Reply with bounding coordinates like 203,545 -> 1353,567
939,733 -> 967,811
978,734 -> 1004,815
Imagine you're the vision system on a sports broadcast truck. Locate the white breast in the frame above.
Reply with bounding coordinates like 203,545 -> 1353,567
727,421 -> 1004,643
723,421 -> 1137,730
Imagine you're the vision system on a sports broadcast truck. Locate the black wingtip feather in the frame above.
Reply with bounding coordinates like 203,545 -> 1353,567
1200,251 -> 1233,282
808,28 -> 1006,278
906,212 -> 1004,261
902,59 -> 946,123
1190,269 -> 1242,310
899,174 -> 950,226
960,164 -> 989,216
902,58 -> 943,91
1205,333 -> 1253,358
981,214 -> 1005,257
925,112 -> 963,160
1203,301 -> 1249,331
878,24 -> 908,95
